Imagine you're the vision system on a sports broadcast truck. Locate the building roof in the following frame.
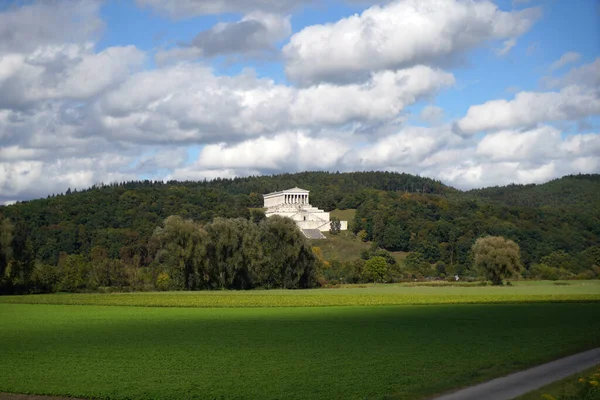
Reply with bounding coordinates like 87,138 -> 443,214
264,187 -> 309,197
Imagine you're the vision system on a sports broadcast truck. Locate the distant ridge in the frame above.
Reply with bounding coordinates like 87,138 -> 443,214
465,174 -> 600,209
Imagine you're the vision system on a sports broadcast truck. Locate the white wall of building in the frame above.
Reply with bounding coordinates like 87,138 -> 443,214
264,188 -> 347,233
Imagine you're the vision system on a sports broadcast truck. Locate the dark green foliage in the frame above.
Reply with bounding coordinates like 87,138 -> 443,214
0,172 -> 598,293
405,251 -> 434,278
352,176 -> 600,276
362,256 -> 388,282
381,223 -> 410,251
472,236 -> 522,285
30,264 -> 59,293
0,218 -> 14,286
465,174 -> 600,209
329,217 -> 341,235
258,216 -> 320,289
152,216 -> 206,290
204,217 -> 263,289
152,215 -> 319,290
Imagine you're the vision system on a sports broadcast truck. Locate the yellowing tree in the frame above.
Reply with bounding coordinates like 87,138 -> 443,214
472,236 -> 522,285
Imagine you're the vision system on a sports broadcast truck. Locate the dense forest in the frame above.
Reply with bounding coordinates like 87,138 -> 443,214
0,172 -> 598,293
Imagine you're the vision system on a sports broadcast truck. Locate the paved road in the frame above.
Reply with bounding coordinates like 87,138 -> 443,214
431,347 -> 600,400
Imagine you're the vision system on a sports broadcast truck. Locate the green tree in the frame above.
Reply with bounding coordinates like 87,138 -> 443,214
258,216 -> 319,289
249,209 -> 266,224
31,264 -> 59,293
362,256 -> 388,283
204,218 -> 263,289
152,216 -> 206,290
329,217 -> 341,235
57,253 -> 89,292
541,250 -> 574,273
381,224 -> 410,251
0,218 -> 14,282
417,241 -> 441,263
404,251 -> 433,277
472,236 -> 522,285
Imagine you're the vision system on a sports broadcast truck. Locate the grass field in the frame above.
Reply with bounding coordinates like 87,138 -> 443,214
312,230 -> 371,263
1,282 -> 599,400
1,302 -> 600,400
1,280 -> 598,308
330,208 -> 357,222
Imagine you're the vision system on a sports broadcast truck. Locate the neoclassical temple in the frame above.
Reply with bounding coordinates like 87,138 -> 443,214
263,187 -> 347,239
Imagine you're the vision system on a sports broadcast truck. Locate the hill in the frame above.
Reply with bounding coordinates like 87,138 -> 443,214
0,171 -> 598,293
465,174 -> 600,210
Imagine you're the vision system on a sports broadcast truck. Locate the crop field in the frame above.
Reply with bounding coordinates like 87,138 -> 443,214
1,282 -> 599,400
1,280 -> 599,308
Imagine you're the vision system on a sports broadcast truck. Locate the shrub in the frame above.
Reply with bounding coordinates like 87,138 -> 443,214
31,264 -> 59,293
156,272 -> 171,291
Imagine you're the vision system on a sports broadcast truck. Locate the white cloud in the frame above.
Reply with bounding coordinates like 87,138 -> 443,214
156,12 -> 291,63
96,63 -> 453,143
135,0 -> 310,18
0,43 -> 145,110
283,0 -> 541,85
542,58 -> 600,89
167,125 -> 599,191
0,0 -> 597,202
456,85 -> 600,134
290,67 -> 454,125
420,105 -> 445,124
496,38 -> 517,56
0,1 -> 103,53
0,155 -> 138,203
476,125 -> 560,162
195,131 -> 350,171
549,51 -> 581,71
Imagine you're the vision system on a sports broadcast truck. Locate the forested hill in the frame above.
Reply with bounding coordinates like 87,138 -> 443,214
0,172 -> 448,265
0,171 -> 598,293
465,174 -> 600,209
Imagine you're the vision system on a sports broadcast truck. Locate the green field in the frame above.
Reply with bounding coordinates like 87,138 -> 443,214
312,230 -> 371,263
1,283 -> 600,400
1,280 -> 599,308
330,208 -> 357,222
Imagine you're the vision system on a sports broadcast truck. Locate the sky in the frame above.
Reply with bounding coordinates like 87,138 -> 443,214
0,0 -> 599,204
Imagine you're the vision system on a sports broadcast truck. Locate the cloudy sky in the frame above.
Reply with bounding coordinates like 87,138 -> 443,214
0,0 -> 599,204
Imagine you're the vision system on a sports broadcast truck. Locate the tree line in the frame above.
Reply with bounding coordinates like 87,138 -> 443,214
350,184 -> 599,278
1,171 -> 598,293
1,214 -> 320,293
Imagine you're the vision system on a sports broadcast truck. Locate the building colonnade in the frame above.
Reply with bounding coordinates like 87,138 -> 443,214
284,194 -> 308,204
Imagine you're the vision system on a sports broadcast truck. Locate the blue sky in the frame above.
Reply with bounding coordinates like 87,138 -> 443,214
0,0 -> 598,203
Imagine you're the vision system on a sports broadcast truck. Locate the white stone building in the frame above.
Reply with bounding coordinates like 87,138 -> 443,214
263,187 -> 347,239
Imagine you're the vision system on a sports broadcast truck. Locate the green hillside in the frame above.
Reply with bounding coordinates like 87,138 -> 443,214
0,172 -> 599,294
465,174 -> 600,210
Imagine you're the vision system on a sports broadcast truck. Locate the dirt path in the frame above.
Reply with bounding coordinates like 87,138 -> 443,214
431,347 -> 600,400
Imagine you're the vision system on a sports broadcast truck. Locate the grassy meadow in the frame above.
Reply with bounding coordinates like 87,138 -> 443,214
1,280 -> 598,308
1,282 -> 600,399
